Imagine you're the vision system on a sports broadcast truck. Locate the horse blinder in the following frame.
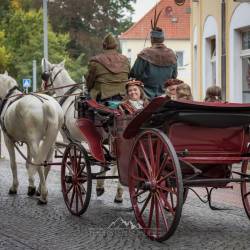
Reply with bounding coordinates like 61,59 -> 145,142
41,71 -> 50,82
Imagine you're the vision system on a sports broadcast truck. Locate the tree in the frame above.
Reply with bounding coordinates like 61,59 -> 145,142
0,31 -> 12,73
31,0 -> 135,62
0,8 -> 86,87
0,0 -> 10,20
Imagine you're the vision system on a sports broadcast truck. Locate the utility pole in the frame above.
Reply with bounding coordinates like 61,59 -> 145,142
33,60 -> 37,92
43,0 -> 48,70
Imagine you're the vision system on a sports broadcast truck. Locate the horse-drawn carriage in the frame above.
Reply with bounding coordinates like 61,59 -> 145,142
60,96 -> 250,241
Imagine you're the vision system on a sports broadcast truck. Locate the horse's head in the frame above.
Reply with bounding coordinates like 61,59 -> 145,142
0,72 -> 18,99
41,58 -> 67,94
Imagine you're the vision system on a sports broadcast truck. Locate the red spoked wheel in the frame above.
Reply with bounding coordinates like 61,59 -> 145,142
128,129 -> 183,242
241,158 -> 250,219
61,142 -> 92,216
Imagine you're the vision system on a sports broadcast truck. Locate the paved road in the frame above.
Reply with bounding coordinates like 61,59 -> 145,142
0,159 -> 249,250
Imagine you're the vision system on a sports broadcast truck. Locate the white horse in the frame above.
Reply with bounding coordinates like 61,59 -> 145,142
41,59 -> 124,202
41,59 -> 85,143
0,72 -> 63,204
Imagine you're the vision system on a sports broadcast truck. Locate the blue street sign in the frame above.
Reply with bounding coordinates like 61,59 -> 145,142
22,79 -> 31,88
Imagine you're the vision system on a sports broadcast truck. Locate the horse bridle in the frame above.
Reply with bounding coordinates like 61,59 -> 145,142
0,86 -> 21,116
41,66 -> 63,90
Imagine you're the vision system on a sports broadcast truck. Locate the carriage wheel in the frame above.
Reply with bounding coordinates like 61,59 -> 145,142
241,158 -> 250,219
61,142 -> 92,216
183,188 -> 189,204
128,129 -> 183,241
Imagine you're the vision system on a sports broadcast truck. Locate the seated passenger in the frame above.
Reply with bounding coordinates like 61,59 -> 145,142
205,86 -> 222,102
165,78 -> 184,100
176,83 -> 193,101
119,79 -> 149,114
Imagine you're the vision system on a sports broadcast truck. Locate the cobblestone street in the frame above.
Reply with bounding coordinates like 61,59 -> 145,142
0,159 -> 249,250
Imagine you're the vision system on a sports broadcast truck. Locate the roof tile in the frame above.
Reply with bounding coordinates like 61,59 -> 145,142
120,0 -> 190,40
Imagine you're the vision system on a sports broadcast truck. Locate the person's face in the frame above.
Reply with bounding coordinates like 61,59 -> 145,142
167,85 -> 178,96
128,85 -> 141,101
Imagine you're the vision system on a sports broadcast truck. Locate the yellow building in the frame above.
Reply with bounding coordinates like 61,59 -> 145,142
191,1 -> 250,102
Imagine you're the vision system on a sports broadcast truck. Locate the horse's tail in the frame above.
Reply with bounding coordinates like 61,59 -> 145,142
37,100 -> 63,164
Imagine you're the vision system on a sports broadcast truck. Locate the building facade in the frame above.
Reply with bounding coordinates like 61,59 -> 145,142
119,0 -> 191,85
191,0 -> 250,101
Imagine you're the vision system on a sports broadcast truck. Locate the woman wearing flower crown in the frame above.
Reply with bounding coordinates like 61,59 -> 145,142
119,79 -> 149,114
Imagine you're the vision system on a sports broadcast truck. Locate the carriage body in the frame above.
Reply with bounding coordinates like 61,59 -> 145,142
61,96 -> 250,242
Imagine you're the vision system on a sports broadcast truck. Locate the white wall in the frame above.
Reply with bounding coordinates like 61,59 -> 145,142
120,39 -> 191,85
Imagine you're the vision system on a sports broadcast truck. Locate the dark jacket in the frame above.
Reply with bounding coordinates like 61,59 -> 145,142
130,43 -> 177,99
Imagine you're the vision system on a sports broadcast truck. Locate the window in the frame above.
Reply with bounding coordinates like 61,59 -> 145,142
210,38 -> 216,85
242,57 -> 250,103
242,30 -> 250,50
241,29 -> 250,103
176,51 -> 184,67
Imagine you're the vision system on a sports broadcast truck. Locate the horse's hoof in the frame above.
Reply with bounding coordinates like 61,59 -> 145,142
27,186 -> 36,196
114,197 -> 123,203
8,189 -> 17,195
36,190 -> 41,196
37,199 -> 47,205
96,187 -> 105,197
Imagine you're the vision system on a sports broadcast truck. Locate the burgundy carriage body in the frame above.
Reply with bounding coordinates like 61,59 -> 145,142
123,97 -> 250,185
72,97 -> 250,241
76,97 -> 250,186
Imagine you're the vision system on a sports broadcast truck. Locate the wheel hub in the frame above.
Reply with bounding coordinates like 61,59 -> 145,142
141,180 -> 157,192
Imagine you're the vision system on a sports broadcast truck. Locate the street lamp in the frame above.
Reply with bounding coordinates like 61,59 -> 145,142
43,0 -> 54,69
43,0 -> 48,63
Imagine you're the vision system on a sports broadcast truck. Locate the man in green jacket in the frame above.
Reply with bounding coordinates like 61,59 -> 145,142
85,33 -> 130,103
130,27 -> 177,100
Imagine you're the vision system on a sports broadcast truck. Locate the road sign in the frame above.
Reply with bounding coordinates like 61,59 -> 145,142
22,79 -> 31,88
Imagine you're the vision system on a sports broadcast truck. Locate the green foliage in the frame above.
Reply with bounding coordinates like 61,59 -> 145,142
0,8 -> 85,88
0,0 -> 134,88
31,0 -> 135,63
0,31 -> 12,72
0,0 -> 10,20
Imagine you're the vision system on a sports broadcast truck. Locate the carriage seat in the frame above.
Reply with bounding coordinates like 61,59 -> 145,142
76,98 -> 121,129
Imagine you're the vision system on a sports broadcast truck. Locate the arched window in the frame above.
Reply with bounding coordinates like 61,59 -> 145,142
202,16 -> 219,98
230,4 -> 250,103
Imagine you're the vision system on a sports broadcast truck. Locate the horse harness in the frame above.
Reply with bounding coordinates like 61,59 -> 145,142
42,66 -> 83,142
41,66 -> 64,89
59,85 -> 83,143
0,87 -> 49,166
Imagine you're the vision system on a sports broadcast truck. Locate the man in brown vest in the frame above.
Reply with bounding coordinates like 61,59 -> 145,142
85,33 -> 129,201
85,33 -> 130,103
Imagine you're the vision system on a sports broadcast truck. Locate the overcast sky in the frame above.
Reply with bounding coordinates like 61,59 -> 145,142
132,0 -> 159,22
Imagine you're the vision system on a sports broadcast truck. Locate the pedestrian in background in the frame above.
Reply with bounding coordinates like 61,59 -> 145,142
205,86 -> 222,102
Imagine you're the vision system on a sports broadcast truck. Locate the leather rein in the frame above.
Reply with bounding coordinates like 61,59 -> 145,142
0,86 -> 21,116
